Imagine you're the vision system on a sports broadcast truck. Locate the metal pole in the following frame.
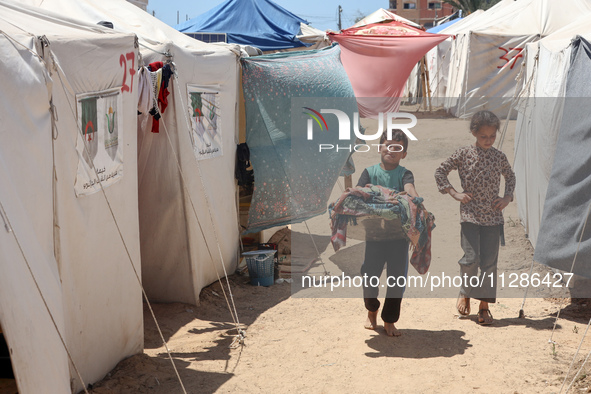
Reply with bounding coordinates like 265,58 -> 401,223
338,5 -> 342,31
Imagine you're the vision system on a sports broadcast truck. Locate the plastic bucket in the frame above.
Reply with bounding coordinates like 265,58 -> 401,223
242,250 -> 276,286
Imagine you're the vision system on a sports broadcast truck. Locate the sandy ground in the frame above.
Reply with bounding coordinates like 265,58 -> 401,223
85,113 -> 591,394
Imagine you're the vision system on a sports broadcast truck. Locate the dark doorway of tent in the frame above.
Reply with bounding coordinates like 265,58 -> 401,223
0,324 -> 17,394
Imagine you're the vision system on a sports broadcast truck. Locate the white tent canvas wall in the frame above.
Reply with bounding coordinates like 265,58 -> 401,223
0,0 -> 142,392
444,0 -> 591,119
424,10 -> 484,101
513,15 -> 591,249
20,0 -> 242,304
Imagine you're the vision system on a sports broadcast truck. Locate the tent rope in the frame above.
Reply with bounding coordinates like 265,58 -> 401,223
0,28 -> 91,393
0,29 -> 45,64
0,200 -> 90,394
138,41 -> 172,58
157,117 -> 245,343
49,48 -> 189,393
512,51 -> 539,318
549,200 -> 591,344
562,321 -> 591,393
168,70 -> 246,346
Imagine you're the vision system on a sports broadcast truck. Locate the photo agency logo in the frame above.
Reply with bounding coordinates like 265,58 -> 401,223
302,107 -> 419,152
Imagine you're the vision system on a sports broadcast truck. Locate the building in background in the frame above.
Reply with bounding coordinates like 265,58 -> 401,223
127,0 -> 147,11
389,0 -> 455,28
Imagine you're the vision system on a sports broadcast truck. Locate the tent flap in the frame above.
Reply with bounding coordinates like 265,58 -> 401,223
533,36 -> 591,280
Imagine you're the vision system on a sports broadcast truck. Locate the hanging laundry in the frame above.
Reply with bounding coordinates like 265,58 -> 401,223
136,66 -> 154,115
147,61 -> 173,133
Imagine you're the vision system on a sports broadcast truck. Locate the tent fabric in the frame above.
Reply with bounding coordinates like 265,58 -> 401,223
533,36 -> 591,278
427,17 -> 462,34
514,14 -> 591,248
297,23 -> 330,49
24,0 -> 242,306
351,8 -> 420,29
0,10 -> 70,393
241,45 -> 357,233
444,0 -> 591,118
329,25 -> 448,117
1,0 -> 142,392
176,0 -> 308,51
419,10 -> 484,100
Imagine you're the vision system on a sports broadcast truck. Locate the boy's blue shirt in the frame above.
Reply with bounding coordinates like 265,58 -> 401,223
366,164 -> 408,192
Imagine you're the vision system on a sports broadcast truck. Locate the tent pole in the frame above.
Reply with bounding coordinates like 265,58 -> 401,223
420,59 -> 428,112
422,56 -> 432,112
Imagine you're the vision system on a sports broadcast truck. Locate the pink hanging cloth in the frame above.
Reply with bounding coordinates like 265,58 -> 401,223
329,21 -> 448,118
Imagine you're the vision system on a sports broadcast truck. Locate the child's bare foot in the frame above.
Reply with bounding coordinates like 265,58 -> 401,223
365,310 -> 378,330
456,293 -> 470,316
384,322 -> 401,337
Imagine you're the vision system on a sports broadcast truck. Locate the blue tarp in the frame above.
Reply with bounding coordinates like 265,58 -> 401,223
427,17 -> 462,34
241,45 -> 358,233
175,0 -> 309,51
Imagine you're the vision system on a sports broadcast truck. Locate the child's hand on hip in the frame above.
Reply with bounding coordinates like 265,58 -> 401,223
493,196 -> 511,210
452,192 -> 472,204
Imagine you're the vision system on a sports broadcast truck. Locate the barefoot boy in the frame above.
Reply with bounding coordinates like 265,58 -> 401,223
434,110 -> 516,325
357,130 -> 419,336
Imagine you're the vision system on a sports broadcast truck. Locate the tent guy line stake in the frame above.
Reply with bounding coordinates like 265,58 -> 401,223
303,220 -> 330,276
51,51 -> 189,394
171,69 -> 244,330
518,259 -> 535,318
0,200 -> 90,394
160,118 -> 244,336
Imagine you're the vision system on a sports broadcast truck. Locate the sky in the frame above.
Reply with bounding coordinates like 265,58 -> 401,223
146,0 -> 393,32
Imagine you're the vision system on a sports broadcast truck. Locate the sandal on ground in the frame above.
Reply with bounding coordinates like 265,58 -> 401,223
456,293 -> 470,316
477,309 -> 493,325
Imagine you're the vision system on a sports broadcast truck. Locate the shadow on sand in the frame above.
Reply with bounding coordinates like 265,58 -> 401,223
364,328 -> 470,359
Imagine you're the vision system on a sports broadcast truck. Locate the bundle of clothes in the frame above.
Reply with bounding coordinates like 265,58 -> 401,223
329,184 -> 435,274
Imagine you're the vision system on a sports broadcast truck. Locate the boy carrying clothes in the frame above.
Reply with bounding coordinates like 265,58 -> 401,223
357,130 -> 419,337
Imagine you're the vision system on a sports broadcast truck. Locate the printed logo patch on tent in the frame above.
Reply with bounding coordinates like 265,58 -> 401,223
75,89 -> 123,196
188,86 -> 222,160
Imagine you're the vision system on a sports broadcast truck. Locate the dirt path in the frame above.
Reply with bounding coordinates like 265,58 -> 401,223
88,115 -> 591,394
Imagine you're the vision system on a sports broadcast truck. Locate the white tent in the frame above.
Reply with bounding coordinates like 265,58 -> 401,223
351,8 -> 421,29
403,9 -> 485,103
444,0 -> 591,118
297,23 -> 330,49
513,14 -> 591,248
20,0 -> 243,304
0,0 -> 142,392
424,10 -> 484,100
